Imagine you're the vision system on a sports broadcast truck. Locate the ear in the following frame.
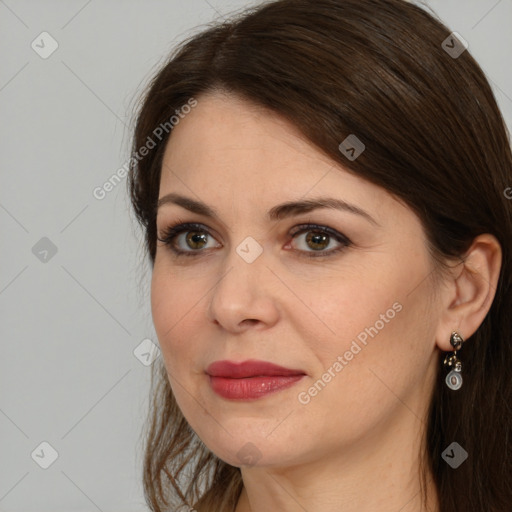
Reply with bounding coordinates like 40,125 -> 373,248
435,233 -> 502,351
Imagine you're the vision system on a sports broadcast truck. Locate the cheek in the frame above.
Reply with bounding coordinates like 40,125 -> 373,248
322,284 -> 433,405
151,268 -> 189,362
302,259 -> 435,397
314,244 -> 432,355
150,266 -> 209,376
151,262 -> 194,332
305,268 -> 400,351
289,302 -> 432,456
150,269 -> 172,341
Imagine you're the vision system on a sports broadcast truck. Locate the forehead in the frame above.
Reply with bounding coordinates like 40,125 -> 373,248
161,93 -> 366,195
162,92 -> 321,171
157,92 -> 405,230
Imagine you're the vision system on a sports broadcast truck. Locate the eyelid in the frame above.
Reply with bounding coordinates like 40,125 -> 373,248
287,223 -> 351,258
157,220 -> 352,258
157,222 -> 221,249
156,216 -> 220,242
289,223 -> 350,242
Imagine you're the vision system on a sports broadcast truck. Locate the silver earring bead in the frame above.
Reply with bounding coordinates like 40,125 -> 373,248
443,331 -> 464,390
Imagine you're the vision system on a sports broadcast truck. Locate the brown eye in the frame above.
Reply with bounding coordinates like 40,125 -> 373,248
183,231 -> 209,250
304,231 -> 330,251
157,223 -> 221,256
288,224 -> 351,258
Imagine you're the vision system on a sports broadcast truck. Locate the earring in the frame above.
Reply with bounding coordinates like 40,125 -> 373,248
443,331 -> 464,390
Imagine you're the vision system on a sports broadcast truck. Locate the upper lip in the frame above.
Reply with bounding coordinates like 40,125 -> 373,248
206,359 -> 306,378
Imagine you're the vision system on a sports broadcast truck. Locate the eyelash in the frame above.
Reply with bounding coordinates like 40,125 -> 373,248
156,221 -> 352,259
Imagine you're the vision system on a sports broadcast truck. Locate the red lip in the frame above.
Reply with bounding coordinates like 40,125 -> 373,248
206,360 -> 306,400
206,359 -> 305,378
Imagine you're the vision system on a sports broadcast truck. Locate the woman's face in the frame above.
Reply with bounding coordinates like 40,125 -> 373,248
151,91 -> 443,469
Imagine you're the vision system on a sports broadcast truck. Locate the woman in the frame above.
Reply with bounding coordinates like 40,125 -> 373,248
127,0 -> 512,510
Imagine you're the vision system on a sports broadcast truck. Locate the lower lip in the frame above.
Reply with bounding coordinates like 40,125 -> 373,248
208,375 -> 305,400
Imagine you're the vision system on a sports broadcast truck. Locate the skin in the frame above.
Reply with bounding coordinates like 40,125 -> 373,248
151,90 -> 502,512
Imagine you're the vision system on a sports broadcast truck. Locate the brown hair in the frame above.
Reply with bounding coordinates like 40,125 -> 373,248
127,0 -> 512,510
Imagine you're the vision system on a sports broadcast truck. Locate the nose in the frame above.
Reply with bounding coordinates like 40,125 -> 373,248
207,242 -> 280,333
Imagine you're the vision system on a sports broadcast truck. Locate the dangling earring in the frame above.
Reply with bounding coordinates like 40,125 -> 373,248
443,331 -> 464,390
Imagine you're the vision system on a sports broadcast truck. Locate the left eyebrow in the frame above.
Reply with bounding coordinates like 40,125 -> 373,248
156,193 -> 380,226
266,197 -> 380,226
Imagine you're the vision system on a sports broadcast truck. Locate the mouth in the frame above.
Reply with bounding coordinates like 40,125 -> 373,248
205,359 -> 306,400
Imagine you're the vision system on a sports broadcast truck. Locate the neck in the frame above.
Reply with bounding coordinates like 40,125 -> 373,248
234,405 -> 440,512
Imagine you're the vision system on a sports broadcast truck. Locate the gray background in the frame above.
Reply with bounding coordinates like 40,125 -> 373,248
1,1 -> 511,511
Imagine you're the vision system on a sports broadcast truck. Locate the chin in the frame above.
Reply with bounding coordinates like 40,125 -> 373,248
197,427 -> 303,469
